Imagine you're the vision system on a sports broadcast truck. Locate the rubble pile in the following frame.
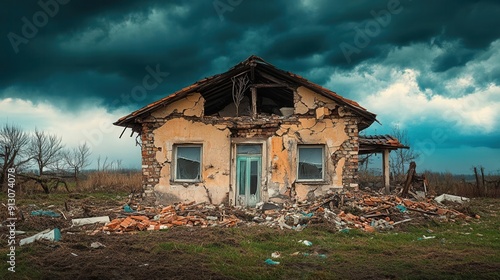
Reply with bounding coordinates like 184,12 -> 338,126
98,191 -> 475,233
103,203 -> 241,232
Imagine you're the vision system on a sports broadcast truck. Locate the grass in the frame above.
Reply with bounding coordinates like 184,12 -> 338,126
151,216 -> 499,279
151,199 -> 500,279
0,187 -> 498,279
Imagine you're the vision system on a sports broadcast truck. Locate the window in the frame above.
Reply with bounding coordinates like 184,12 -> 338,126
236,144 -> 262,155
174,145 -> 202,182
297,145 -> 324,181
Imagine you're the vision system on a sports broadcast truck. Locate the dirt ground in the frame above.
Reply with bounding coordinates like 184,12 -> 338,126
25,229 -> 237,280
1,193 -> 499,279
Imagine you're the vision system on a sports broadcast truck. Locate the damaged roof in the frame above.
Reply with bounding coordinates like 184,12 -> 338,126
114,55 -> 377,131
359,135 -> 409,154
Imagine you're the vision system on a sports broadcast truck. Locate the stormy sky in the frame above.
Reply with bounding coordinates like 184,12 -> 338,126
1,0 -> 499,174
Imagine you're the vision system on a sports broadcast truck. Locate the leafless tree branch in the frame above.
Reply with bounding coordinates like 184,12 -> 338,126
0,124 -> 31,190
232,74 -> 250,116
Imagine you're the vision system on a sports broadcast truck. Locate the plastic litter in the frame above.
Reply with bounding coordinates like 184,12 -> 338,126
293,224 -> 306,231
302,252 -> 327,258
90,242 -> 106,249
31,210 -> 61,218
123,205 -> 135,213
395,205 -> 407,213
339,228 -> 350,233
299,240 -> 313,246
20,228 -> 61,246
418,235 -> 436,240
300,212 -> 314,218
271,251 -> 281,258
264,258 -> 280,265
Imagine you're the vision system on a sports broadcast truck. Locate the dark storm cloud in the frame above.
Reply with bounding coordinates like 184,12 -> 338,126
1,0 -> 500,109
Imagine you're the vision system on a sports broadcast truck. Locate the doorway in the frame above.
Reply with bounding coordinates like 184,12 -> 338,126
235,145 -> 261,207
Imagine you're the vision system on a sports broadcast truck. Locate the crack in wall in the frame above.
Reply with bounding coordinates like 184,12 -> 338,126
181,94 -> 204,116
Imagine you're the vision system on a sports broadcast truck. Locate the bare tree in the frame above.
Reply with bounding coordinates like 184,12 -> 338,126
97,155 -> 112,171
27,129 -> 64,193
232,74 -> 250,116
358,154 -> 373,171
0,124 -> 31,190
390,125 -> 419,179
63,142 -> 92,185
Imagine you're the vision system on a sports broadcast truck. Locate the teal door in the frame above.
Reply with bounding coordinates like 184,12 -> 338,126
236,145 -> 262,207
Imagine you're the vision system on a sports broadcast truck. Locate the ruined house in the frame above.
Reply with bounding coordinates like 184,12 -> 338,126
114,55 -> 404,207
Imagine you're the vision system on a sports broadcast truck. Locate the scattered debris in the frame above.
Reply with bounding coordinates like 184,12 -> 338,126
302,252 -> 327,258
20,228 -> 61,246
395,205 -> 407,213
90,242 -> 106,249
31,210 -> 61,218
434,194 -> 470,204
39,190 -> 474,234
72,216 -> 110,227
271,251 -> 281,259
123,205 -> 135,213
393,218 -> 412,225
264,258 -> 280,265
102,204 -> 240,232
418,235 -> 436,240
299,240 -> 313,246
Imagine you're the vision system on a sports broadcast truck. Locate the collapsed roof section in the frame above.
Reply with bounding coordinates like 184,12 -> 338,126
114,55 -> 378,133
359,135 -> 409,154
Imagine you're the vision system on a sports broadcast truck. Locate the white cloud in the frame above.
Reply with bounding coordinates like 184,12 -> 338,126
323,40 -> 500,135
362,70 -> 500,133
0,98 -> 141,169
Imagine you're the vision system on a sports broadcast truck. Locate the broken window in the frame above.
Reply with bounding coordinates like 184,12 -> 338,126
174,145 -> 202,182
297,145 -> 324,181
208,86 -> 294,117
256,88 -> 294,116
236,144 -> 262,154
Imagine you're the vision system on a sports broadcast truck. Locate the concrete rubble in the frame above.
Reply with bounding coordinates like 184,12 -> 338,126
98,190 -> 475,233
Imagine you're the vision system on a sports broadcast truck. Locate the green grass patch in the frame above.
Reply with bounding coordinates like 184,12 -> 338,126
1,196 -> 498,279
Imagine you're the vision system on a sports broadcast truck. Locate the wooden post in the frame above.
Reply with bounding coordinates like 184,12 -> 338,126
251,87 -> 257,118
402,161 -> 416,197
382,149 -> 390,194
474,167 -> 482,196
481,166 -> 486,195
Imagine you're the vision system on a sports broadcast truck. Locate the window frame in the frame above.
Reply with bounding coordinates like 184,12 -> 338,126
173,144 -> 202,183
296,145 -> 325,182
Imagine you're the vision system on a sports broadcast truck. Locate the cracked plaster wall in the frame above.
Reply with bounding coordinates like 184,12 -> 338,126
153,117 -> 231,205
151,92 -> 204,118
268,117 -> 350,202
266,86 -> 360,202
141,86 -> 360,205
